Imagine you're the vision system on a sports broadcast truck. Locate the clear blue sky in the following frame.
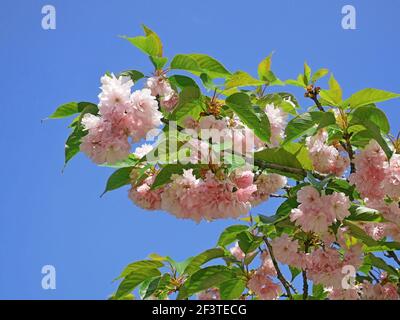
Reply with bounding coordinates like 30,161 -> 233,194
1,0 -> 400,299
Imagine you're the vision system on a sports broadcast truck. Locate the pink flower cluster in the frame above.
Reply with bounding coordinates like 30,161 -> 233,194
247,252 -> 282,300
270,234 -> 306,269
145,76 -> 179,111
254,104 -> 288,148
306,130 -> 350,176
290,186 -> 351,233
80,75 -> 162,164
128,168 -> 260,221
306,244 -> 363,288
349,140 -> 400,201
251,173 -> 287,206
160,169 -> 257,222
360,281 -> 399,300
349,140 -> 387,200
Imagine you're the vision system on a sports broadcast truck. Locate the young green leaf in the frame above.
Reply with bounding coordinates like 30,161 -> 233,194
225,71 -> 265,89
225,92 -> 271,142
344,88 -> 400,109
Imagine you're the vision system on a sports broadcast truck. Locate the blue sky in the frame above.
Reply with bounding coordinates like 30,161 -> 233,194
1,0 -> 400,299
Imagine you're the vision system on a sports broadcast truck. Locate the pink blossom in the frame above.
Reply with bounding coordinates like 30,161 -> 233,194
160,90 -> 179,111
264,104 -> 288,147
160,169 -> 256,221
80,118 -> 131,164
197,288 -> 221,300
349,140 -> 387,201
383,154 -> 400,200
247,272 -> 282,300
361,281 -> 399,300
290,186 -> 350,233
328,288 -> 359,300
128,175 -> 162,210
306,245 -> 362,289
306,130 -> 349,176
98,74 -> 133,114
145,76 -> 172,97
251,173 -> 287,206
129,88 -> 163,141
231,170 -> 254,189
230,242 -> 245,260
270,234 -> 305,269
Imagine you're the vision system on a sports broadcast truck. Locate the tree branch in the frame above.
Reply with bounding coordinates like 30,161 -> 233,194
263,237 -> 293,300
302,241 -> 310,300
311,96 -> 325,112
385,251 -> 400,267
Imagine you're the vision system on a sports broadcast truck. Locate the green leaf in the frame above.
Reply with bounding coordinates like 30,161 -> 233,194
149,56 -> 168,70
141,274 -> 171,299
225,92 -> 270,142
254,142 -> 312,179
170,86 -> 202,119
49,102 -> 97,119
237,231 -> 262,254
116,268 -> 161,298
116,260 -> 164,280
123,34 -> 161,57
312,283 -> 327,300
63,104 -> 99,166
311,68 -> 329,83
218,277 -> 246,300
285,78 -> 305,88
303,62 -> 311,85
119,70 -> 145,82
200,73 -> 218,91
183,248 -> 226,275
349,110 -> 392,159
178,266 -> 235,299
217,225 -> 249,247
344,88 -> 400,109
319,74 -> 342,106
289,266 -> 302,281
343,221 -> 381,247
225,71 -> 265,89
258,54 -> 272,81
100,154 -> 140,169
101,167 -> 133,196
284,111 -> 337,144
365,254 -> 399,277
347,205 -> 382,222
170,54 -> 230,78
123,25 -> 163,58
168,75 -> 198,89
349,106 -> 390,134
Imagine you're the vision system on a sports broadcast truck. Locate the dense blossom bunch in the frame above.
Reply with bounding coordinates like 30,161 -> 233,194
247,252 -> 282,300
53,26 -> 400,300
306,129 -> 350,176
290,186 -> 351,233
80,75 -> 162,164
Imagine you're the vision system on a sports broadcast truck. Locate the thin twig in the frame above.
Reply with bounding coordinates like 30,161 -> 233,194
302,241 -> 310,300
264,237 -> 293,300
385,251 -> 400,267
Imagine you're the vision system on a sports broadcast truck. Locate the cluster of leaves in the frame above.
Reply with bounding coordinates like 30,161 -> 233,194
49,25 -> 400,300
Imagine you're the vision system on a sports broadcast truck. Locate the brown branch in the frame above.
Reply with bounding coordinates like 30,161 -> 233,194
385,251 -> 400,267
254,159 -> 326,180
264,237 -> 293,300
311,96 -> 325,112
302,241 -> 310,300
